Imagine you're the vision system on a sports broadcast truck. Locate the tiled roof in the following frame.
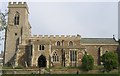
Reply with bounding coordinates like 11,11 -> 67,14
81,38 -> 118,44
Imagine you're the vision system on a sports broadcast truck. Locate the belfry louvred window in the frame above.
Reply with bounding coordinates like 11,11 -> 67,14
14,11 -> 20,25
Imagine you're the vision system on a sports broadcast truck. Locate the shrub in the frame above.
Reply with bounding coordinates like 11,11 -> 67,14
101,52 -> 118,72
81,54 -> 94,71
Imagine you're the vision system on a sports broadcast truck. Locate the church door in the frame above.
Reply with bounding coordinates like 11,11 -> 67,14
38,55 -> 46,68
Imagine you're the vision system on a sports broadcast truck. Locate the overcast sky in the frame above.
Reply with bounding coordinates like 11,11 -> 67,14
0,0 -> 119,51
0,0 -> 119,38
28,2 -> 118,38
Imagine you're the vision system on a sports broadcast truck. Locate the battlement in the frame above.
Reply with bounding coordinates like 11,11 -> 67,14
30,35 -> 81,39
9,2 -> 27,5
8,2 -> 28,10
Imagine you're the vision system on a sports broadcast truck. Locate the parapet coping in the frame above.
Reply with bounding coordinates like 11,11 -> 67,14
29,35 -> 81,39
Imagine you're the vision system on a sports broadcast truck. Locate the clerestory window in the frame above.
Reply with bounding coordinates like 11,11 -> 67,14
57,41 -> 60,46
69,41 -> 73,46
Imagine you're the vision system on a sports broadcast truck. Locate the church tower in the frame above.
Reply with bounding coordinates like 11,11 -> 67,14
4,2 -> 31,66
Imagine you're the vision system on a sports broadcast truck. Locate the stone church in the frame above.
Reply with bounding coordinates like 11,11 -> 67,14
3,2 -> 119,68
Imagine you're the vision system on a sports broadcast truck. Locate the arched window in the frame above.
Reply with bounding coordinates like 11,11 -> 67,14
57,41 -> 60,46
52,51 -> 59,62
14,11 -> 20,25
69,41 -> 73,46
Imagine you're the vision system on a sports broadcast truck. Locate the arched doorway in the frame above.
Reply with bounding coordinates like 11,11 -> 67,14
38,55 -> 46,68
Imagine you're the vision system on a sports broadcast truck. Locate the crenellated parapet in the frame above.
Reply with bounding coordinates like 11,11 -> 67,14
30,34 -> 81,39
9,2 -> 27,5
8,2 -> 28,11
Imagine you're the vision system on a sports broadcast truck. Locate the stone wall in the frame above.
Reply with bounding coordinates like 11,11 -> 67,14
82,44 -> 118,65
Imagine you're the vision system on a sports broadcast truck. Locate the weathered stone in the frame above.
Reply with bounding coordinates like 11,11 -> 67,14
3,2 -> 119,68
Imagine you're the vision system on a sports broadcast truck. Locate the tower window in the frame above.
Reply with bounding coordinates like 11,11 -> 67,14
14,11 -> 20,25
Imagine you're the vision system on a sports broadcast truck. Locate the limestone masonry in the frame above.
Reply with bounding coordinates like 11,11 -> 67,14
3,2 -> 119,68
